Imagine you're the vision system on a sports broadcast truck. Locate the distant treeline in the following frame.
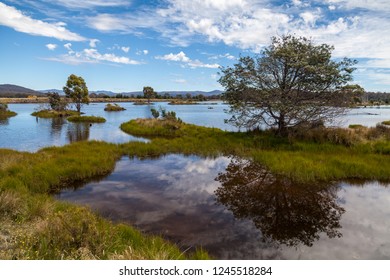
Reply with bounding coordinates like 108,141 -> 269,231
364,92 -> 390,104
89,92 -> 222,100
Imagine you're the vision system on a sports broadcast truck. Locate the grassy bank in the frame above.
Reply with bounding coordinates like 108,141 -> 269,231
104,103 -> 126,111
2,118 -> 390,259
0,111 -> 17,118
32,110 -> 79,118
0,142 -> 208,260
121,119 -> 390,182
67,115 -> 106,123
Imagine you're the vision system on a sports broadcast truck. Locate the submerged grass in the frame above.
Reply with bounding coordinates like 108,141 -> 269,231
67,116 -> 106,123
2,117 -> 390,260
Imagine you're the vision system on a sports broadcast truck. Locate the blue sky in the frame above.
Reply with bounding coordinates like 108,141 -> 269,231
0,0 -> 389,92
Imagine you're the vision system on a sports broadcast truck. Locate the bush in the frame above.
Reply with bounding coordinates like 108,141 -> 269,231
104,103 -> 126,111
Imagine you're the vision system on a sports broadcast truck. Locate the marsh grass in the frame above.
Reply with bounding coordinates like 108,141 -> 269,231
32,110 -> 79,118
67,115 -> 106,123
2,117 -> 390,259
381,120 -> 390,125
104,103 -> 126,111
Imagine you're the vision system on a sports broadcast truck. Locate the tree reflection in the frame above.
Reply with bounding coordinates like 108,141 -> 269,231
50,117 -> 65,137
0,117 -> 9,125
67,122 -> 90,142
215,157 -> 345,247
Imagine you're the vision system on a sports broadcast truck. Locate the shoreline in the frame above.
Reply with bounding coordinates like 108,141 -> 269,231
0,97 -> 221,104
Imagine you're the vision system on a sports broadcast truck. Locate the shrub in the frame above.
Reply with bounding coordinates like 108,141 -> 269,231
104,103 -> 126,111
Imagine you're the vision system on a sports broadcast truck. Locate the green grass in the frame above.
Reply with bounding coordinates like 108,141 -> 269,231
0,142 -> 209,260
0,111 -> 17,118
104,103 -> 126,111
349,124 -> 365,129
32,110 -> 79,118
2,117 -> 390,259
382,120 -> 390,125
67,115 -> 106,123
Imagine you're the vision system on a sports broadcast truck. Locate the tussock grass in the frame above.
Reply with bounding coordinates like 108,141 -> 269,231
382,120 -> 390,126
31,110 -> 79,118
104,103 -> 126,111
2,117 -> 390,259
67,115 -> 106,123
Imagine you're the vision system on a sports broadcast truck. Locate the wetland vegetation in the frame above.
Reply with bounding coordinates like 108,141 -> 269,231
67,115 -> 106,123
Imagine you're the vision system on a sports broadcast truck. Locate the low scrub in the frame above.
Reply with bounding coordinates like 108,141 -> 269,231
67,115 -> 106,123
382,120 -> 390,126
0,103 -> 17,118
104,103 -> 126,111
32,110 -> 79,118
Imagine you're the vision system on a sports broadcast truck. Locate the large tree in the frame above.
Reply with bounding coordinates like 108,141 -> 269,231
219,35 -> 358,136
143,86 -> 155,104
63,74 -> 89,113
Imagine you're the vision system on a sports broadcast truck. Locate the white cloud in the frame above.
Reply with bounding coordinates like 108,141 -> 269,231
156,51 -> 190,62
49,0 -> 131,9
46,43 -> 57,50
143,50 -> 149,55
0,2 -> 85,41
46,48 -> 141,65
121,46 -> 130,53
173,79 -> 187,84
89,39 -> 100,48
156,51 -> 220,69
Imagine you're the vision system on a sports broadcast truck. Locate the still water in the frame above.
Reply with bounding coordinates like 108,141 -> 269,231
1,103 -> 390,151
58,154 -> 390,259
0,102 -> 233,151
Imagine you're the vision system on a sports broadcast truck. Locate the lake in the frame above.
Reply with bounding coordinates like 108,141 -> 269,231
57,154 -> 390,259
2,102 -> 390,259
1,102 -> 390,151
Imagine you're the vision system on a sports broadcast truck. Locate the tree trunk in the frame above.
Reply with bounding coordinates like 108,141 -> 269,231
276,114 -> 288,137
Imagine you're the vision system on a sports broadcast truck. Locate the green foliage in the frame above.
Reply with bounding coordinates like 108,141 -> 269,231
381,120 -> 390,125
150,108 -> 160,119
31,110 -> 79,118
143,86 -> 155,104
349,124 -> 365,129
63,74 -> 89,113
0,103 -> 17,118
47,92 -> 68,111
67,115 -> 106,123
104,103 -> 126,111
219,35 -> 358,136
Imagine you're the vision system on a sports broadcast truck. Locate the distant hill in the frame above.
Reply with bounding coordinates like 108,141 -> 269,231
0,84 -> 44,97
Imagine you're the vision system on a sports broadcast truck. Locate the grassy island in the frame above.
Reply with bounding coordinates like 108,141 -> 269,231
2,118 -> 390,260
0,103 -> 17,118
104,103 -> 126,111
67,115 -> 106,123
31,110 -> 79,118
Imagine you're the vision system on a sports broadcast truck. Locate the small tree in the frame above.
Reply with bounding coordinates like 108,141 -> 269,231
219,35 -> 358,136
150,108 -> 160,119
143,86 -> 155,104
47,92 -> 68,111
63,74 -> 89,113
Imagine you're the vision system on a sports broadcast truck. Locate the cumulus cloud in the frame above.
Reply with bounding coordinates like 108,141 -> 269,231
121,46 -> 130,53
49,0 -> 131,9
156,51 -> 190,62
143,50 -> 149,55
45,48 -> 141,65
46,43 -> 57,50
156,51 -> 219,69
0,2 -> 85,41
89,39 -> 100,47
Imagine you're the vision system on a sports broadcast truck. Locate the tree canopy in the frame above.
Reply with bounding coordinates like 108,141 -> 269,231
143,86 -> 155,104
63,74 -> 89,113
219,35 -> 358,136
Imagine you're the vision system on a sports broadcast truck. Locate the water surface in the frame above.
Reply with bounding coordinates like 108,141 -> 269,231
57,154 -> 390,259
